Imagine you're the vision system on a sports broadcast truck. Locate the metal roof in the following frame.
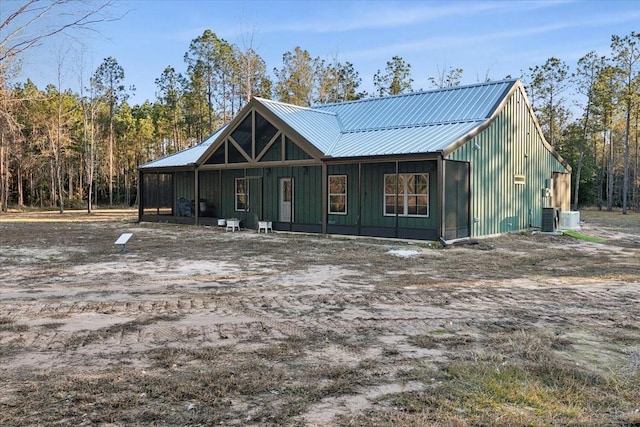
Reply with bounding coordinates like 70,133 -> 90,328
257,98 -> 342,153
139,126 -> 226,169
266,79 -> 516,158
139,79 -> 517,167
314,79 -> 514,133
329,121 -> 485,158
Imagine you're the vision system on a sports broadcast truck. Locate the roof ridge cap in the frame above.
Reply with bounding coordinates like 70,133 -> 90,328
341,118 -> 487,134
314,78 -> 519,108
256,97 -> 337,115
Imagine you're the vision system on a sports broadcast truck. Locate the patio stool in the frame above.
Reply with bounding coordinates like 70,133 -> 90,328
226,219 -> 240,232
258,221 -> 273,233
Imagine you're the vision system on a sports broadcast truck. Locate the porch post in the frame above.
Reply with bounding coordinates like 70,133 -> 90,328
321,162 -> 327,235
289,166 -> 293,232
357,162 -> 362,236
218,169 -> 222,220
138,169 -> 143,221
395,161 -> 399,238
194,168 -> 199,224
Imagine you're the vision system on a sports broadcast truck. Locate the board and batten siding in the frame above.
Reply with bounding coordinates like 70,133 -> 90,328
291,165 -> 322,226
338,161 -> 438,229
446,86 -> 569,237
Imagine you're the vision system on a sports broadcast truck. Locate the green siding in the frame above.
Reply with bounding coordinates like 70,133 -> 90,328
260,138 -> 282,162
285,137 -> 312,160
216,170 -> 244,219
263,167 -> 282,221
446,86 -> 569,237
211,166 -> 321,226
293,166 -> 322,224
356,161 -> 438,230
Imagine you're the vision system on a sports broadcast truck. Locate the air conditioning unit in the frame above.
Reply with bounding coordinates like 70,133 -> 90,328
541,207 -> 559,232
560,211 -> 580,230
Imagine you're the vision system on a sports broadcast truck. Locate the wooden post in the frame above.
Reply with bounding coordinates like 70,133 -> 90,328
321,163 -> 327,235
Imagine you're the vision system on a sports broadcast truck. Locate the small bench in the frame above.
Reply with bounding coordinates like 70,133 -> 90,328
258,221 -> 273,233
114,233 -> 133,252
226,219 -> 240,232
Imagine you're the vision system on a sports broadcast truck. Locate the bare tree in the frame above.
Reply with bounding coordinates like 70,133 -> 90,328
0,0 -> 115,63
77,50 -> 96,213
428,65 -> 463,89
0,64 -> 21,212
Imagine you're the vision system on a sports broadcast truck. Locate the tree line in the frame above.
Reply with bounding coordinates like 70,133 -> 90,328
0,2 -> 638,214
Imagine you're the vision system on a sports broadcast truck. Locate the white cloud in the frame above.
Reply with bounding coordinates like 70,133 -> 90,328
269,2 -> 508,34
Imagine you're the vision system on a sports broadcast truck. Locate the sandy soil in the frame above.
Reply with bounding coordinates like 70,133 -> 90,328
0,209 -> 638,425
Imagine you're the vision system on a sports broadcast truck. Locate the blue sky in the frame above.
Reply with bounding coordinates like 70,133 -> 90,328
12,0 -> 640,106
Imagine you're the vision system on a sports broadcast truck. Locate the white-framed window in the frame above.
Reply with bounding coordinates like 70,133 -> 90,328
514,174 -> 526,185
384,173 -> 429,217
235,177 -> 248,211
328,175 -> 347,214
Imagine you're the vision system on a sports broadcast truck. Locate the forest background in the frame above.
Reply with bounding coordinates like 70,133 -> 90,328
1,1 -> 639,215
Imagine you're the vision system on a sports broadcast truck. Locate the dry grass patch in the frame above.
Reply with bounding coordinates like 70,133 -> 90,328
341,358 -> 640,427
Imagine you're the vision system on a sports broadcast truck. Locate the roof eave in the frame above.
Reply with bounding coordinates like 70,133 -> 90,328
321,151 -> 442,164
139,163 -> 197,172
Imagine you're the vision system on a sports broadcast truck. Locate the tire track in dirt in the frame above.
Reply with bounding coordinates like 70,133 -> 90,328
1,293 -> 311,359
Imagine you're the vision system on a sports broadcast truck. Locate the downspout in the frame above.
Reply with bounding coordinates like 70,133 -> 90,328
467,162 -> 472,237
437,156 -> 445,241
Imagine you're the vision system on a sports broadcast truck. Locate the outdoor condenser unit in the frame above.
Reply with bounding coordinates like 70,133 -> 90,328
541,207 -> 559,232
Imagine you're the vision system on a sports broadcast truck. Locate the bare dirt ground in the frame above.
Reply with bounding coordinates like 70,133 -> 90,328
0,209 -> 639,426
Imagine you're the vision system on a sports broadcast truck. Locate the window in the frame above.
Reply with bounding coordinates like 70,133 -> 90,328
514,174 -> 526,185
328,175 -> 347,214
231,115 -> 252,156
235,178 -> 248,211
384,173 -> 429,217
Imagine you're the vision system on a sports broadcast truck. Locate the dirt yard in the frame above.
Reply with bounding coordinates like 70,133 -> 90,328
1,209 -> 639,426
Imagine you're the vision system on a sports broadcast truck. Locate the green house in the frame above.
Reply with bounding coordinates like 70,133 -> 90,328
138,79 -> 571,241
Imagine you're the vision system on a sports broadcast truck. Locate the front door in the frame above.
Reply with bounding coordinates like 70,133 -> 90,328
279,177 -> 293,222
443,160 -> 470,240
